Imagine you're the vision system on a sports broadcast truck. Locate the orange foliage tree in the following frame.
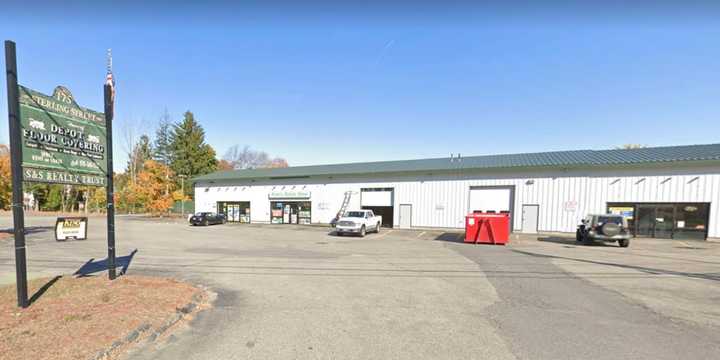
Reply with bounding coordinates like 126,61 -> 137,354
129,160 -> 176,215
0,145 -> 11,210
216,159 -> 234,171
267,157 -> 289,168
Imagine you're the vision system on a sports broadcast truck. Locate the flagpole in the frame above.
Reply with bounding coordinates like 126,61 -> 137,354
104,49 -> 116,280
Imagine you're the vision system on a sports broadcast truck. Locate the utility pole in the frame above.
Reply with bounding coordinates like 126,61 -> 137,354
5,40 -> 28,308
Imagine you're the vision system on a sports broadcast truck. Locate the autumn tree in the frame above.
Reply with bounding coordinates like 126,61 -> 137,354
169,111 -> 217,196
0,144 -> 11,210
267,157 -> 289,168
618,144 -> 646,149
128,160 -> 176,215
217,159 -> 234,171
86,186 -> 107,213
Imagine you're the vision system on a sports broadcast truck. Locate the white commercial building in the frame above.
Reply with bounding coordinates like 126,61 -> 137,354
194,144 -> 720,240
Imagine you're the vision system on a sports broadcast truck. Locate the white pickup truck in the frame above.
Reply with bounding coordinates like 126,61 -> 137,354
335,210 -> 382,237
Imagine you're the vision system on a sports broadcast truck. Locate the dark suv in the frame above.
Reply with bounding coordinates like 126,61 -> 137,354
576,214 -> 631,247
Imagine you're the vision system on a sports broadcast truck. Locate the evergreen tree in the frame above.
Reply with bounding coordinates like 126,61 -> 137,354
154,110 -> 174,196
169,111 -> 217,196
153,109 -> 173,166
44,185 -> 63,211
126,134 -> 154,183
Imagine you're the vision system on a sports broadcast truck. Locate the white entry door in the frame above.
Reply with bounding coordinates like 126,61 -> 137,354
399,204 -> 412,229
521,204 -> 539,234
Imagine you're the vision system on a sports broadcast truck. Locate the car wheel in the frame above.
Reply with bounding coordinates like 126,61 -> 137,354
360,225 -> 366,237
375,222 -> 381,233
337,232 -> 343,237
618,239 -> 630,248
576,230 -> 582,242
582,233 -> 593,245
203,219 -> 209,226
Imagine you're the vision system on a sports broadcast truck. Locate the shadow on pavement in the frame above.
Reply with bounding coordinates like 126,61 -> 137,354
434,232 -> 465,243
512,249 -> 720,282
29,275 -> 62,305
538,236 -> 617,247
74,249 -> 138,277
0,226 -> 55,236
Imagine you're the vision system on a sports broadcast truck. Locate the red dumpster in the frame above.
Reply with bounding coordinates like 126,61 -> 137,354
465,212 -> 510,245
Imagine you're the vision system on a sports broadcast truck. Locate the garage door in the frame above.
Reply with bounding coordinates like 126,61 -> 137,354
468,187 -> 512,213
361,189 -> 393,206
361,188 -> 394,228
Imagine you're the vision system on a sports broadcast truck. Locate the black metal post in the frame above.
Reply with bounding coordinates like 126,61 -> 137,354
104,80 -> 116,280
5,40 -> 28,308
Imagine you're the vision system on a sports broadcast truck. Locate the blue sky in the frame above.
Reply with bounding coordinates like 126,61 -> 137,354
1,1 -> 719,171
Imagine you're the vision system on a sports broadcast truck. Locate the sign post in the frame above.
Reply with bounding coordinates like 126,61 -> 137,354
4,41 -> 119,305
5,40 -> 29,308
104,51 -> 116,280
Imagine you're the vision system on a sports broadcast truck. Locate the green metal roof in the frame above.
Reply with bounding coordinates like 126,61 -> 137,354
194,143 -> 720,182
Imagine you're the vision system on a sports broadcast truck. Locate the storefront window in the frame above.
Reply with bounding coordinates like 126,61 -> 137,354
607,202 -> 710,240
271,201 -> 311,224
217,201 -> 251,223
673,204 -> 709,240
608,205 -> 635,234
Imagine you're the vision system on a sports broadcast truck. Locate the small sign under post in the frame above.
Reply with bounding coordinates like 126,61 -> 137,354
55,217 -> 88,241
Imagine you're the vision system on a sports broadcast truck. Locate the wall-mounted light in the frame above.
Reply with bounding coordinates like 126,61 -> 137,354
610,178 -> 621,185
525,180 -> 534,185
660,177 -> 672,185
688,176 -> 700,184
635,178 -> 646,185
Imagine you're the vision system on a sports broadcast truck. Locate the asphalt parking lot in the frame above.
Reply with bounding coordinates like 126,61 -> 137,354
1,215 -> 719,359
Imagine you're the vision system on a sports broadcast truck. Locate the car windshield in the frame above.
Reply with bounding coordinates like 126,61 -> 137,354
345,211 -> 366,218
598,216 -> 623,225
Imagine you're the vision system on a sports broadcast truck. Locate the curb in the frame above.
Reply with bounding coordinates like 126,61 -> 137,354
91,289 -> 212,360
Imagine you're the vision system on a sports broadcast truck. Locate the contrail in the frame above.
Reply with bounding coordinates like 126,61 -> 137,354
373,39 -> 395,68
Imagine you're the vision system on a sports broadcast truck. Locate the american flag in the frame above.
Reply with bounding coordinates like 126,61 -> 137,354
104,49 -> 115,120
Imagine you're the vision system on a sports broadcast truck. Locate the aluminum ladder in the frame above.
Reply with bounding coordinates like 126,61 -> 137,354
333,191 -> 353,225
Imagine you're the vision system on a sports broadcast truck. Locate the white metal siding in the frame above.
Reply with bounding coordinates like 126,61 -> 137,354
195,165 -> 720,238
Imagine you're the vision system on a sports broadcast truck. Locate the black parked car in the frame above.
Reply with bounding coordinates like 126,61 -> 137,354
189,212 -> 227,226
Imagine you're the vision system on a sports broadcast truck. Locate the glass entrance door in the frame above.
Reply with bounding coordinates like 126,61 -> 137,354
227,204 -> 240,222
635,205 -> 675,238
217,201 -> 251,223
271,201 -> 312,224
636,206 -> 655,237
653,206 -> 675,239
